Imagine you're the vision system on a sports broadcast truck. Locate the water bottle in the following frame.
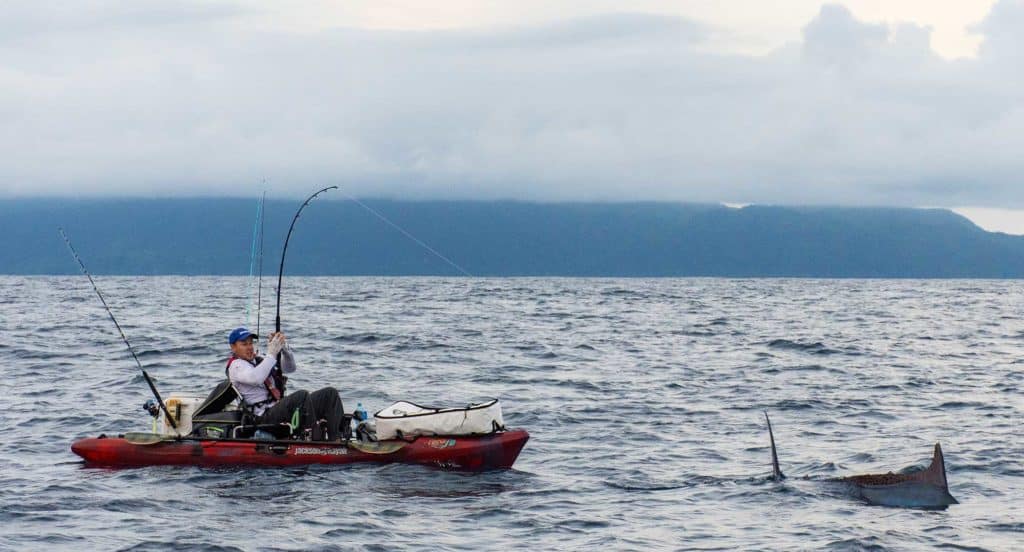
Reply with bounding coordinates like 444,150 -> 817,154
356,402 -> 368,422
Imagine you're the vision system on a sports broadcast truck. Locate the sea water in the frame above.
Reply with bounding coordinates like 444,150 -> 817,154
2,277 -> 1022,550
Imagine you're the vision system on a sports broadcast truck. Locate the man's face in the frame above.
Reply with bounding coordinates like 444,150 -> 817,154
230,336 -> 256,361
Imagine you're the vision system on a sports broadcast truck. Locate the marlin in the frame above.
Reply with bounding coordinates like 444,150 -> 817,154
764,412 -> 958,508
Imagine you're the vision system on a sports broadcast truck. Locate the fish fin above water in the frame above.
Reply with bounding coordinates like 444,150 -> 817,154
842,442 -> 958,507
844,443 -> 950,490
927,443 -> 950,491
764,411 -> 785,481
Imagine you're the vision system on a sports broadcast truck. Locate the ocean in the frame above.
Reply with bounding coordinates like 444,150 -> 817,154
2,277 -> 1022,550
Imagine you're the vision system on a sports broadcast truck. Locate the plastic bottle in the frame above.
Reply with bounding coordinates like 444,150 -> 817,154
356,402 -> 368,422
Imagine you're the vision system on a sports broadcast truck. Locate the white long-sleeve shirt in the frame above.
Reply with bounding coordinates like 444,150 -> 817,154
227,348 -> 297,415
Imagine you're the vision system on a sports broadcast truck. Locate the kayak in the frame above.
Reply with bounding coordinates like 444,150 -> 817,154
72,429 -> 529,471
73,385 -> 528,471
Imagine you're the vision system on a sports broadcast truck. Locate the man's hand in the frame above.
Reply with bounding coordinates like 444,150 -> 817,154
266,332 -> 287,357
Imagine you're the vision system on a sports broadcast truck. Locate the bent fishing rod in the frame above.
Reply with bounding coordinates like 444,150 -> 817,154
58,228 -> 177,430
275,185 -> 337,333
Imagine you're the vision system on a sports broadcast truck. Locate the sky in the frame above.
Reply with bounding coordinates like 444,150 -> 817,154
2,1 -> 1023,232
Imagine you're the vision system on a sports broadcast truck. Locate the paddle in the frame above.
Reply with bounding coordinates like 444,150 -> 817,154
349,440 -> 407,454
124,432 -> 170,445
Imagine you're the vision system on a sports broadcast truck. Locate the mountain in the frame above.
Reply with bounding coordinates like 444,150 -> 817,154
3,198 -> 1024,277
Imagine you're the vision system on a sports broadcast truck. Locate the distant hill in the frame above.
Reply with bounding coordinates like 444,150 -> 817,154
3,198 -> 1024,277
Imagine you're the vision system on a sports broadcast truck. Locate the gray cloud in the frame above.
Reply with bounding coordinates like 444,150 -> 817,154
1,1 -> 1022,207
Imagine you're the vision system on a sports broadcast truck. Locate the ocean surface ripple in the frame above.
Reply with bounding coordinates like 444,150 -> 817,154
2,277 -> 1022,550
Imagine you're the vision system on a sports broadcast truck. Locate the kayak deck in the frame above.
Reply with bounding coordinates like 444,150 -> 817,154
72,429 -> 529,471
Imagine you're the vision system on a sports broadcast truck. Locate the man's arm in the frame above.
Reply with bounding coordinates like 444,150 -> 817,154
279,347 -> 297,374
228,356 -> 276,385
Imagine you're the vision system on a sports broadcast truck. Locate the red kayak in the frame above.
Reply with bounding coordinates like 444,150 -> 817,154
72,429 -> 529,471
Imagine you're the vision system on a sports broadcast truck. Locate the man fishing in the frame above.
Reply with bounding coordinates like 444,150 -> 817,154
227,327 -> 344,441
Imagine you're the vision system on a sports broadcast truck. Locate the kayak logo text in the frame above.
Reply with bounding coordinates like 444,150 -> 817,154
294,447 -> 349,456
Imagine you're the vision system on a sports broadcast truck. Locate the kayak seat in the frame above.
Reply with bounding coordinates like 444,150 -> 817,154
189,379 -> 298,440
193,379 -> 239,418
189,381 -> 244,439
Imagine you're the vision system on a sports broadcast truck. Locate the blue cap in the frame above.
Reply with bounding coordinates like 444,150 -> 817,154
228,327 -> 258,345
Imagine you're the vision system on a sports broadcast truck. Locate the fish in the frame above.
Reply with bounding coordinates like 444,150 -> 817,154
764,412 -> 958,508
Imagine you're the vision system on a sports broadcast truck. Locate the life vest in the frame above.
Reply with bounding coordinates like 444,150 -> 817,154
225,355 -> 286,406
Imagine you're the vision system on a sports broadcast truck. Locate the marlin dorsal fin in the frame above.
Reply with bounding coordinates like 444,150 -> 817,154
765,411 -> 785,480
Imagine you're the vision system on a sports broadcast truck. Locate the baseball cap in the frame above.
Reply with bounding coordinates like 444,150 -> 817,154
228,327 -> 258,345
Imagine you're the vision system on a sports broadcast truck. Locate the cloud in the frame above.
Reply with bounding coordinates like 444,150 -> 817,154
0,1 -> 1022,208
0,0 -> 246,41
974,0 -> 1024,61
802,4 -> 888,67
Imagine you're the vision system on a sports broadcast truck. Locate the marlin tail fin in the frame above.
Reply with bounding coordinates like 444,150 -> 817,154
924,443 -> 954,498
765,411 -> 785,480
906,442 -> 958,505
843,442 -> 958,507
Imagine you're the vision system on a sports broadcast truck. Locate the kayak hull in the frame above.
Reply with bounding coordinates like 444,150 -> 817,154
72,429 -> 529,471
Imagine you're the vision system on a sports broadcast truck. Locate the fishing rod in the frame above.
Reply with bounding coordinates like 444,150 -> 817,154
58,228 -> 177,430
276,186 -> 337,333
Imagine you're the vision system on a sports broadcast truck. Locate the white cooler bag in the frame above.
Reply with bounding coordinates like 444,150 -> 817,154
374,399 -> 504,440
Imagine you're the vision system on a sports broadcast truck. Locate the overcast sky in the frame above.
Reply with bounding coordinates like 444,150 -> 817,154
2,1 -> 1023,230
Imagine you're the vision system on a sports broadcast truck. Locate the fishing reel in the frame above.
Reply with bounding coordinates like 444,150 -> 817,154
142,399 -> 160,418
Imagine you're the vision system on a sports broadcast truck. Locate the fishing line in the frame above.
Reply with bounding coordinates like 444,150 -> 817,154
58,227 -> 178,430
245,194 -> 264,327
256,190 -> 266,338
337,193 -> 554,332
338,190 -> 475,278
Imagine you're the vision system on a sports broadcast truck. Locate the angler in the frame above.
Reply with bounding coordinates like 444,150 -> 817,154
225,327 -> 343,441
